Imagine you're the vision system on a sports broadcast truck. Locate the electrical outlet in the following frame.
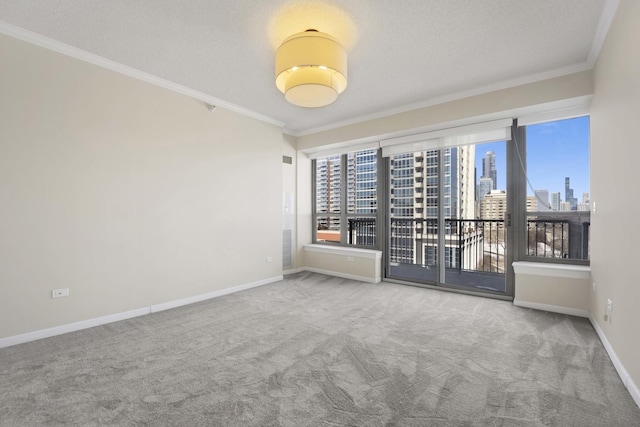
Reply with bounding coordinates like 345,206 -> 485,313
52,288 -> 69,298
592,282 -> 597,292
266,256 -> 273,263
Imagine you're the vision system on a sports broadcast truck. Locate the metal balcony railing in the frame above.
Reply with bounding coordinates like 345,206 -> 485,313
347,211 -> 590,266
526,211 -> 590,260
348,218 -> 376,246
388,218 -> 506,274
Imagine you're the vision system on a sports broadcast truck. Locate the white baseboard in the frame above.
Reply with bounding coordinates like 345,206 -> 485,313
0,275 -> 283,349
513,300 -> 589,318
304,267 -> 381,284
0,307 -> 150,349
150,275 -> 282,313
589,315 -> 640,409
283,268 -> 305,275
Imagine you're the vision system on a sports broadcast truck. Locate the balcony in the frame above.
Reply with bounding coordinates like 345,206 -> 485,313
526,211 -> 590,261
346,213 -> 589,293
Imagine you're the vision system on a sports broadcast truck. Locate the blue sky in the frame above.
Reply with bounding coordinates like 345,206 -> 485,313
474,116 -> 590,200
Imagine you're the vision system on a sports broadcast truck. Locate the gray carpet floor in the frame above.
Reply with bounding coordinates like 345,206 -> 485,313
1,272 -> 639,426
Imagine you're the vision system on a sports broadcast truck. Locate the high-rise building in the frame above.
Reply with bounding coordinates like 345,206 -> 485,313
389,146 -> 477,267
351,149 -> 377,214
458,145 -> 476,221
389,153 -> 414,219
565,177 -> 578,210
390,147 -> 475,221
482,151 -> 497,190
480,190 -> 507,220
551,192 -> 561,211
315,155 -> 342,231
578,192 -> 590,211
534,189 -> 550,211
477,177 -> 493,201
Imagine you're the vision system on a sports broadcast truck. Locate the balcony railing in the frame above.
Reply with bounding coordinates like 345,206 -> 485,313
348,218 -> 376,246
346,212 -> 590,264
526,211 -> 590,260
389,218 -> 505,274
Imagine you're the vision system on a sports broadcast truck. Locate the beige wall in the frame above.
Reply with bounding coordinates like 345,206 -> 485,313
590,0 -> 640,394
297,70 -> 593,150
0,34 -> 283,338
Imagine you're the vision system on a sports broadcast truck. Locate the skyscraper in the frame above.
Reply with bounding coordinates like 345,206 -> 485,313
551,192 -> 561,211
477,177 -> 493,201
534,189 -> 550,211
388,146 -> 476,266
351,149 -> 377,214
482,151 -> 497,190
565,177 -> 578,210
480,190 -> 507,220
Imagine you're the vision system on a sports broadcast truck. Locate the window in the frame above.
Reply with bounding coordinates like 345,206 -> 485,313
313,149 -> 379,247
523,116 -> 590,262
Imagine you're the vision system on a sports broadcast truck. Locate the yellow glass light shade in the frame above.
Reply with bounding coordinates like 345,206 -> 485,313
275,30 -> 347,108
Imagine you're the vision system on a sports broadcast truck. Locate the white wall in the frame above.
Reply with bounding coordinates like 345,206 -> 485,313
0,34 -> 283,339
590,0 -> 640,398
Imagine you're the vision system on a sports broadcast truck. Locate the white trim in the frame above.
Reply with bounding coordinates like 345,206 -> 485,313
380,119 -> 512,147
293,62 -> 592,137
283,267 -> 305,275
587,0 -> 621,66
589,315 -> 640,409
304,244 -> 382,260
380,119 -> 511,157
0,275 -> 283,349
518,105 -> 590,127
304,267 -> 381,284
305,141 -> 380,159
0,20 -> 285,128
512,261 -> 591,280
513,300 -> 589,318
150,275 -> 283,313
0,307 -> 150,349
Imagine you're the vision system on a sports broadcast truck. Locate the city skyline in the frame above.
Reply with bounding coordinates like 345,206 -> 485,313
475,116 -> 590,202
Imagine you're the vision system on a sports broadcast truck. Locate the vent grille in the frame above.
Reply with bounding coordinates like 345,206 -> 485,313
282,229 -> 293,268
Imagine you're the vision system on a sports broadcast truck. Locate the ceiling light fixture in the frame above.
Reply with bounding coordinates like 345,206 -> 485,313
275,29 -> 347,108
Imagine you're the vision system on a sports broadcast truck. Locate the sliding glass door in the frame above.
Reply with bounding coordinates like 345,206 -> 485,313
386,139 -> 509,296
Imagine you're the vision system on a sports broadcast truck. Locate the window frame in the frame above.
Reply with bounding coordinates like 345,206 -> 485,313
515,115 -> 591,266
312,148 -> 383,249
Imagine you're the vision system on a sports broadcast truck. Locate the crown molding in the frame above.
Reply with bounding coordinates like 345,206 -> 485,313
587,0 -> 621,66
0,20 -> 285,128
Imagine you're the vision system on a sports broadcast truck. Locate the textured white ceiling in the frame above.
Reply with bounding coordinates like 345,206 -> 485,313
0,1 -> 612,134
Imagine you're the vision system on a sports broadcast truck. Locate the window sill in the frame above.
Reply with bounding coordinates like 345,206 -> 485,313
512,261 -> 590,280
304,244 -> 382,260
